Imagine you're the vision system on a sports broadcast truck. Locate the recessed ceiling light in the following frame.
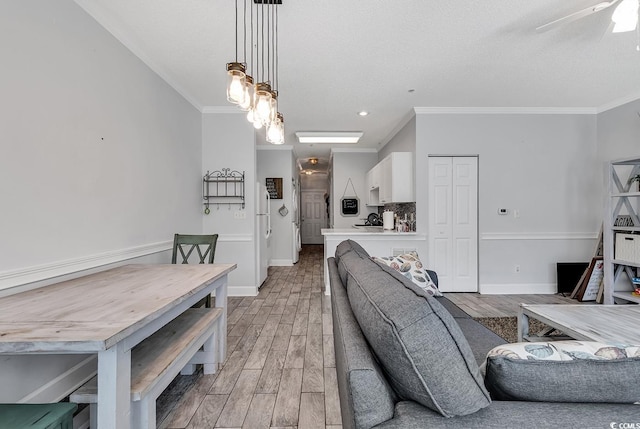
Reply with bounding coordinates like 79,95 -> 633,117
296,132 -> 363,144
358,111 -> 369,116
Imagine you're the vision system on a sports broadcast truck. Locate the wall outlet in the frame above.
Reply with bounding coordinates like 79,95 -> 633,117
514,265 -> 520,273
234,211 -> 246,219
513,209 -> 520,218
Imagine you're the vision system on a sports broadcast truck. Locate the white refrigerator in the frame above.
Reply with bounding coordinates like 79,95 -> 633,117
292,178 -> 301,264
256,182 -> 271,288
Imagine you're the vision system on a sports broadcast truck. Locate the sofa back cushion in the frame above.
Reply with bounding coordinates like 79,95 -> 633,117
338,244 -> 491,418
335,239 -> 370,286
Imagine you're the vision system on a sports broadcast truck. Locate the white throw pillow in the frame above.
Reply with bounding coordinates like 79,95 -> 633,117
484,341 -> 640,403
372,252 -> 442,297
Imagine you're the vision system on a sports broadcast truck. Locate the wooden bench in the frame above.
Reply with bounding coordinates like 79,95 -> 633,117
70,307 -> 223,428
0,403 -> 77,429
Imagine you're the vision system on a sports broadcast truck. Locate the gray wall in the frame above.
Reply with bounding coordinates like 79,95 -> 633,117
0,0 -> 202,402
257,146 -> 295,265
414,112 -> 600,293
202,112 -> 257,295
379,115 -> 416,160
597,99 -> 640,165
330,150 -> 378,228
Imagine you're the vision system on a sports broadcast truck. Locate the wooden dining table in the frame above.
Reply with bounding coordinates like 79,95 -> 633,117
0,263 -> 236,429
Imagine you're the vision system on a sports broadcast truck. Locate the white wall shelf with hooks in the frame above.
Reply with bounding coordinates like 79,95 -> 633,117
202,168 -> 245,214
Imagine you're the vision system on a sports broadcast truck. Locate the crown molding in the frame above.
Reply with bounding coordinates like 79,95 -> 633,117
73,0 -> 203,112
413,106 -> 597,115
379,109 -> 416,149
330,147 -> 378,154
202,106 -> 245,114
597,92 -> 640,113
257,144 -> 294,151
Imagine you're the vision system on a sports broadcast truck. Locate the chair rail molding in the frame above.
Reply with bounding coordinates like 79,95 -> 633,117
481,232 -> 597,241
0,241 -> 172,293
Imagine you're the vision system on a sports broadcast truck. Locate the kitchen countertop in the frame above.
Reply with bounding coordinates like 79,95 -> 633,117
321,228 -> 418,235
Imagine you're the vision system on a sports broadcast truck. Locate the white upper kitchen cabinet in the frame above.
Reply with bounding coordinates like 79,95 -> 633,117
366,163 -> 382,205
377,152 -> 414,204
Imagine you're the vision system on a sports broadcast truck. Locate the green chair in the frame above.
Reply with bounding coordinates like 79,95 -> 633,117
0,403 -> 77,429
171,234 -> 219,307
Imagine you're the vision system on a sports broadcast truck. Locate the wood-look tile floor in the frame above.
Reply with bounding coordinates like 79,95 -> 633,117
156,245 -> 582,429
158,244 -> 341,429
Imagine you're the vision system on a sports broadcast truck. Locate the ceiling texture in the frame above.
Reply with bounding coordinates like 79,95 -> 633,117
74,0 -> 640,172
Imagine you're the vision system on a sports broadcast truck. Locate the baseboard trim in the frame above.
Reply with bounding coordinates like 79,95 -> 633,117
19,355 -> 96,403
270,259 -> 293,267
480,283 -> 557,295
0,241 -> 172,292
229,285 -> 258,296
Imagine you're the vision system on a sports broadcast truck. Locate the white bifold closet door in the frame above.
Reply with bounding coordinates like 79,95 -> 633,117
428,156 -> 478,292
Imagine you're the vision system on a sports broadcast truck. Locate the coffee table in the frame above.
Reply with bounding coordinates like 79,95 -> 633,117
518,304 -> 640,344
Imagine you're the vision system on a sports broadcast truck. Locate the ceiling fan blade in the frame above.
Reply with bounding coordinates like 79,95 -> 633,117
536,0 -> 621,32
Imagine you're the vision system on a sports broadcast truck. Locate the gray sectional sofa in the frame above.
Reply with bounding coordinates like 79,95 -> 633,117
329,240 -> 640,428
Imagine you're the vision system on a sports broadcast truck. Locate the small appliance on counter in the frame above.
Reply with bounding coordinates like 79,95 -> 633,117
383,210 -> 394,230
352,212 -> 383,228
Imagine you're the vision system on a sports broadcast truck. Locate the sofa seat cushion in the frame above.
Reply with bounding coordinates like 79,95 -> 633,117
339,248 -> 491,418
485,341 -> 640,403
372,400 -> 640,429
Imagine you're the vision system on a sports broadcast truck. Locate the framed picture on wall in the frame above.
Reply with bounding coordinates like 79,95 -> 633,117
341,197 -> 359,216
266,178 -> 283,199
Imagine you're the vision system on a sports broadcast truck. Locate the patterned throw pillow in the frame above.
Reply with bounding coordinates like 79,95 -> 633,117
485,341 -> 640,403
372,252 -> 442,297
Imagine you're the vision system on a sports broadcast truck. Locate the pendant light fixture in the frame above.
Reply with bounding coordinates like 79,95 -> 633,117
238,0 -> 254,111
226,0 -> 246,105
255,0 -> 273,127
226,0 -> 284,144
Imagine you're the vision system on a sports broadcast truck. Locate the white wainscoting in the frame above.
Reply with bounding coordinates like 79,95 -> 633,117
0,241 -> 173,295
479,231 -> 598,295
479,283 -> 557,295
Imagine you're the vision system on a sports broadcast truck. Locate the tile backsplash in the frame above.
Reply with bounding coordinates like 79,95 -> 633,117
378,202 -> 416,231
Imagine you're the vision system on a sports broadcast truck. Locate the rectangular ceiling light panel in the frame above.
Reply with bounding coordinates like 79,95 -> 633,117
296,132 -> 363,144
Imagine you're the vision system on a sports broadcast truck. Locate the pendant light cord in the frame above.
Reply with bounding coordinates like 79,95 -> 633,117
275,4 -> 279,93
250,0 -> 253,75
261,2 -> 264,82
267,1 -> 271,85
234,0 -> 238,62
242,0 -> 247,65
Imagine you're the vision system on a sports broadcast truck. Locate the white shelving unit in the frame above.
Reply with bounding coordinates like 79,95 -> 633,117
603,157 -> 640,304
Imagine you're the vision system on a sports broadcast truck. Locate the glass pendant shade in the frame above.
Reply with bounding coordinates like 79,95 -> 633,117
226,62 -> 246,105
246,108 -> 256,124
252,110 -> 263,129
612,0 -> 639,32
276,113 -> 285,144
266,113 -> 284,145
266,117 -> 280,143
265,91 -> 277,125
254,83 -> 273,125
238,75 -> 254,111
